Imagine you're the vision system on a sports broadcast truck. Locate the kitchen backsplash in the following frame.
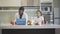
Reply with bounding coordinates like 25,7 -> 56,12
0,9 -> 37,23
0,12 -> 16,23
0,7 -> 53,24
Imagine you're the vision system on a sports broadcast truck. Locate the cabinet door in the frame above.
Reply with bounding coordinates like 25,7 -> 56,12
21,0 -> 28,6
2,29 -> 55,34
27,0 -> 34,6
27,0 -> 40,6
1,0 -> 21,6
33,0 -> 40,6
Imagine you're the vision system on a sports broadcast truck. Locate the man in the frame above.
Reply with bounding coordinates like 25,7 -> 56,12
11,7 -> 28,25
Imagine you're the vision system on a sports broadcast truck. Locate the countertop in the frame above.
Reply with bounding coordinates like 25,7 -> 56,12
0,23 -> 60,29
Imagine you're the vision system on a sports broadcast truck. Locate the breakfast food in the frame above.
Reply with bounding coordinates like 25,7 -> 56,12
34,22 -> 39,25
27,20 -> 32,25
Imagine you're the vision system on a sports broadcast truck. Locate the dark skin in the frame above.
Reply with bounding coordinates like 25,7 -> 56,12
19,10 -> 24,19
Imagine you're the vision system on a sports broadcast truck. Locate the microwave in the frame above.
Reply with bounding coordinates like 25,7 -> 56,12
40,6 -> 51,12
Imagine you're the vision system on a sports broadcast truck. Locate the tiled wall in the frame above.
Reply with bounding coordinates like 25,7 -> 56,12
0,7 -> 54,24
0,9 -> 37,23
0,12 -> 16,23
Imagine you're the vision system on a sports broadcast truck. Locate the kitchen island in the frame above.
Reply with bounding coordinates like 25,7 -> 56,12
0,23 -> 60,29
0,23 -> 60,34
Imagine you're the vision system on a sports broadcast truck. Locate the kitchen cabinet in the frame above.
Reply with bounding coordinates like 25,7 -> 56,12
0,0 -> 21,6
21,0 -> 28,6
27,0 -> 40,6
2,29 -> 55,34
21,0 -> 40,6
27,0 -> 33,6
33,0 -> 40,6
0,0 -> 40,6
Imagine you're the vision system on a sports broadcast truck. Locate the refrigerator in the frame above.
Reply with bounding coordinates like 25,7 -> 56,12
54,8 -> 60,25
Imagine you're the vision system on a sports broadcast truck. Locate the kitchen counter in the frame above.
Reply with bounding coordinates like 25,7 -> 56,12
0,23 -> 60,29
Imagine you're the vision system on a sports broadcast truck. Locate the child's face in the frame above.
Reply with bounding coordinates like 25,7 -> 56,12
36,12 -> 41,17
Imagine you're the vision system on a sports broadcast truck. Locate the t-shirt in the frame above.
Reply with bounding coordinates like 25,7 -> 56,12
14,12 -> 28,25
34,16 -> 44,25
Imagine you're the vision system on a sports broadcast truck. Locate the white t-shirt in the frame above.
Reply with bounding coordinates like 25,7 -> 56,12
34,16 -> 44,25
14,12 -> 28,25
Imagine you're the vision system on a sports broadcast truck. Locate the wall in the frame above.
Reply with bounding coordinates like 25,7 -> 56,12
53,0 -> 60,8
0,8 -> 37,23
0,12 -> 16,23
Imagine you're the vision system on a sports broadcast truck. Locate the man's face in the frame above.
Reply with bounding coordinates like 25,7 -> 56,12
19,10 -> 24,15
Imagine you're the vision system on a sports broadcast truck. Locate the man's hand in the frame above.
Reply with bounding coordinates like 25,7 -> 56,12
10,20 -> 16,25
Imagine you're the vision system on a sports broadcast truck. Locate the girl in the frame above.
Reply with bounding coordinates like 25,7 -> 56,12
34,10 -> 45,25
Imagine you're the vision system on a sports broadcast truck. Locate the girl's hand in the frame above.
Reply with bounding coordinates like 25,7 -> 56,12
34,20 -> 38,25
41,20 -> 46,24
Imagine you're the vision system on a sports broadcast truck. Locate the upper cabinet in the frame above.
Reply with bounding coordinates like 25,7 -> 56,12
27,0 -> 40,6
0,0 -> 53,6
0,0 -> 40,6
33,0 -> 40,6
21,0 -> 28,6
21,0 -> 40,6
0,0 -> 21,6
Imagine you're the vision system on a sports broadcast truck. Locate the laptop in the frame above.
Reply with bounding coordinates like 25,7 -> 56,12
16,18 -> 26,25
